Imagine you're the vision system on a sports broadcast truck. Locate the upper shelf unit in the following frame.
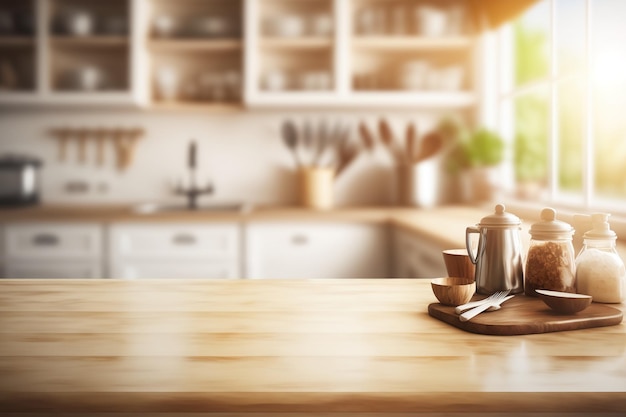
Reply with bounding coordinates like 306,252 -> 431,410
145,0 -> 243,111
0,0 -> 37,94
0,0 -> 137,106
245,0 -> 475,108
0,0 -> 477,109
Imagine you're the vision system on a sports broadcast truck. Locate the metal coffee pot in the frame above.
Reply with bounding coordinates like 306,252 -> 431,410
466,204 -> 524,295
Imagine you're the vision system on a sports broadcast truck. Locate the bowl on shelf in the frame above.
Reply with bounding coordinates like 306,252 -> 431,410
265,15 -> 305,38
61,9 -> 95,36
431,277 -> 475,306
536,289 -> 592,314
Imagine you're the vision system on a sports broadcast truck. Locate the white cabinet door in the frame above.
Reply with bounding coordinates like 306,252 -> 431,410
109,223 -> 240,260
4,223 -> 102,260
246,222 -> 389,279
393,227 -> 447,278
109,223 -> 242,279
2,223 -> 104,279
4,262 -> 102,279
112,261 -> 238,280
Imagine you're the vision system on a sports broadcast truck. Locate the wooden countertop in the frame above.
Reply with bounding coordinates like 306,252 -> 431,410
1,279 -> 625,415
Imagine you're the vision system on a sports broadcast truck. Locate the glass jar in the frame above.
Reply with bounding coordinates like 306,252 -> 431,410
575,213 -> 626,303
525,207 -> 576,296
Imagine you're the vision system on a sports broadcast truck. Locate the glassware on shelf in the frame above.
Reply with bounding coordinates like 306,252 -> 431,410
309,13 -> 333,37
153,15 -> 178,38
155,66 -> 179,101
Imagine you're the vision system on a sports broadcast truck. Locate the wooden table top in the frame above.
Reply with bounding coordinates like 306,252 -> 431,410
1,278 -> 625,415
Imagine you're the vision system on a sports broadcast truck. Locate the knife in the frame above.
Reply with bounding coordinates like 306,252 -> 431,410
459,295 -> 515,322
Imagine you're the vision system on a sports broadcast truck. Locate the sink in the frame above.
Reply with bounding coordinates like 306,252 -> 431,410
132,202 -> 252,215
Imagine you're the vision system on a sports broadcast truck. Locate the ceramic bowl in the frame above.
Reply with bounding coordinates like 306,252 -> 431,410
431,277 -> 475,306
536,289 -> 592,314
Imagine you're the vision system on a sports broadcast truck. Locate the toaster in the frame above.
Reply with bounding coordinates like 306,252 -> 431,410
0,154 -> 42,206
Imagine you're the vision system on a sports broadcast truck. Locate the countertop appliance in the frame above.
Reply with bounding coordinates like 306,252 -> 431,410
0,154 -> 42,206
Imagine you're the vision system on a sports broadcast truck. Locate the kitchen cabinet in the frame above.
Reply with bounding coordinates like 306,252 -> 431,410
245,221 -> 390,279
0,0 -> 37,103
145,0 -> 243,111
0,0 -> 139,107
108,223 -> 241,279
245,0 -> 475,108
1,223 -> 103,279
244,0 -> 343,107
1,0 -> 477,109
348,0 -> 474,108
393,226 -> 447,278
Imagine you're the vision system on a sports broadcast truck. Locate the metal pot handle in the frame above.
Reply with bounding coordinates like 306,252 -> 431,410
465,226 -> 480,265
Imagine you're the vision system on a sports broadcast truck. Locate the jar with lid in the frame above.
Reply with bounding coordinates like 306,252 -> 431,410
525,207 -> 576,296
575,213 -> 625,303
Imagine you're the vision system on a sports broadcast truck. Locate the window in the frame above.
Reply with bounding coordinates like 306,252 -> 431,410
497,0 -> 626,213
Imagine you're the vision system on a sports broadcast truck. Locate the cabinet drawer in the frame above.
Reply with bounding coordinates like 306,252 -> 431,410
246,222 -> 389,279
111,261 -> 238,280
4,261 -> 102,279
110,223 -> 240,260
4,223 -> 102,260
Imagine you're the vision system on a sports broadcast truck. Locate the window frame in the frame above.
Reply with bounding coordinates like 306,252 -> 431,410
493,0 -> 626,216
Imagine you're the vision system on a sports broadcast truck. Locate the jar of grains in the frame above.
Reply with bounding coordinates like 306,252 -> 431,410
525,207 -> 576,296
575,213 -> 625,303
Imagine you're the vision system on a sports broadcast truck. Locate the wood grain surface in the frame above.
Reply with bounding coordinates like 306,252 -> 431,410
429,294 -> 623,335
0,279 -> 626,416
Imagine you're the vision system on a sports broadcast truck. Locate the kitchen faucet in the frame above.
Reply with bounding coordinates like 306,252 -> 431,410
174,140 -> 214,210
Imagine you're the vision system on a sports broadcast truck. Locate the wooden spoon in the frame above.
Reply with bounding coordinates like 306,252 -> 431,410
51,128 -> 70,162
77,128 -> 89,164
415,131 -> 444,163
406,122 -> 417,164
95,128 -> 107,167
358,121 -> 375,152
378,118 -> 403,163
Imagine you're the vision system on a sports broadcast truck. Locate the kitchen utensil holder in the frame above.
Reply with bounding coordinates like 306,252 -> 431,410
299,167 -> 334,210
396,160 -> 439,207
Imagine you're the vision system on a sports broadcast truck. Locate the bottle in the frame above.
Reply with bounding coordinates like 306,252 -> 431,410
525,208 -> 576,296
575,213 -> 626,303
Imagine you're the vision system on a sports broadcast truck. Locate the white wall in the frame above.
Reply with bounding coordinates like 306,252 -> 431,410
0,108 -> 465,207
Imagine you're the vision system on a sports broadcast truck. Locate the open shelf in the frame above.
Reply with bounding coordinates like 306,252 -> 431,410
259,37 -> 333,50
352,36 -> 472,51
148,101 -> 244,112
148,39 -> 242,52
49,36 -> 129,48
0,37 -> 36,47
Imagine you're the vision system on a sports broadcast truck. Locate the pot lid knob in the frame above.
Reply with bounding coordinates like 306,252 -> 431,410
529,207 -> 574,239
479,203 -> 521,226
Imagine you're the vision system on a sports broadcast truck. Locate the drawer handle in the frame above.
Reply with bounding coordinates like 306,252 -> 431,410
172,234 -> 197,245
291,234 -> 309,245
32,234 -> 60,246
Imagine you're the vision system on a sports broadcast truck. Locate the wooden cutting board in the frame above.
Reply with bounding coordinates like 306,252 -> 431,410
428,295 -> 623,336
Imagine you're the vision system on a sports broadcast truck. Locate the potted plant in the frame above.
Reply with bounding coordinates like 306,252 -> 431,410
446,126 -> 506,202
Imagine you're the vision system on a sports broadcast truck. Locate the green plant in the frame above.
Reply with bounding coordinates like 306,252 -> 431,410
446,127 -> 505,173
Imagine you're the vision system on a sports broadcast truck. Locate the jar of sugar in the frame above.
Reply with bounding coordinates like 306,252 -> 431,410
575,213 -> 625,303
525,208 -> 576,296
